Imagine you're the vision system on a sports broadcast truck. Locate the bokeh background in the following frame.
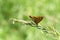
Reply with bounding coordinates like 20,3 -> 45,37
0,0 -> 60,40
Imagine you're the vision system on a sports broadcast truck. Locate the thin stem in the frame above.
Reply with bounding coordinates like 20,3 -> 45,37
9,18 -> 60,40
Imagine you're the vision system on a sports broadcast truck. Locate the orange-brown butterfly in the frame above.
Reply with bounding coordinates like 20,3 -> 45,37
29,16 -> 43,25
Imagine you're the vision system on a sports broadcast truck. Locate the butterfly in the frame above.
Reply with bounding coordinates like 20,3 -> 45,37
29,16 -> 43,25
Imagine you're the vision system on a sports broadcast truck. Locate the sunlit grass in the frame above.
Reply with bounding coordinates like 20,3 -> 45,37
0,0 -> 60,40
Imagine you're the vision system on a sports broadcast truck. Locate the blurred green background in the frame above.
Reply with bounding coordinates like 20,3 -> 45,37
0,0 -> 60,40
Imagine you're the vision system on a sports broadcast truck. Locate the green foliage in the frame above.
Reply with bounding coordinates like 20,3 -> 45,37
0,0 -> 60,40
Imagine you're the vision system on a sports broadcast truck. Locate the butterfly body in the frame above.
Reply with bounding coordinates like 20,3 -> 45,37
29,16 -> 43,25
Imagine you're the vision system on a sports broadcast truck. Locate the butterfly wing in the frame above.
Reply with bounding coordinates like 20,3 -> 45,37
29,16 -> 43,25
